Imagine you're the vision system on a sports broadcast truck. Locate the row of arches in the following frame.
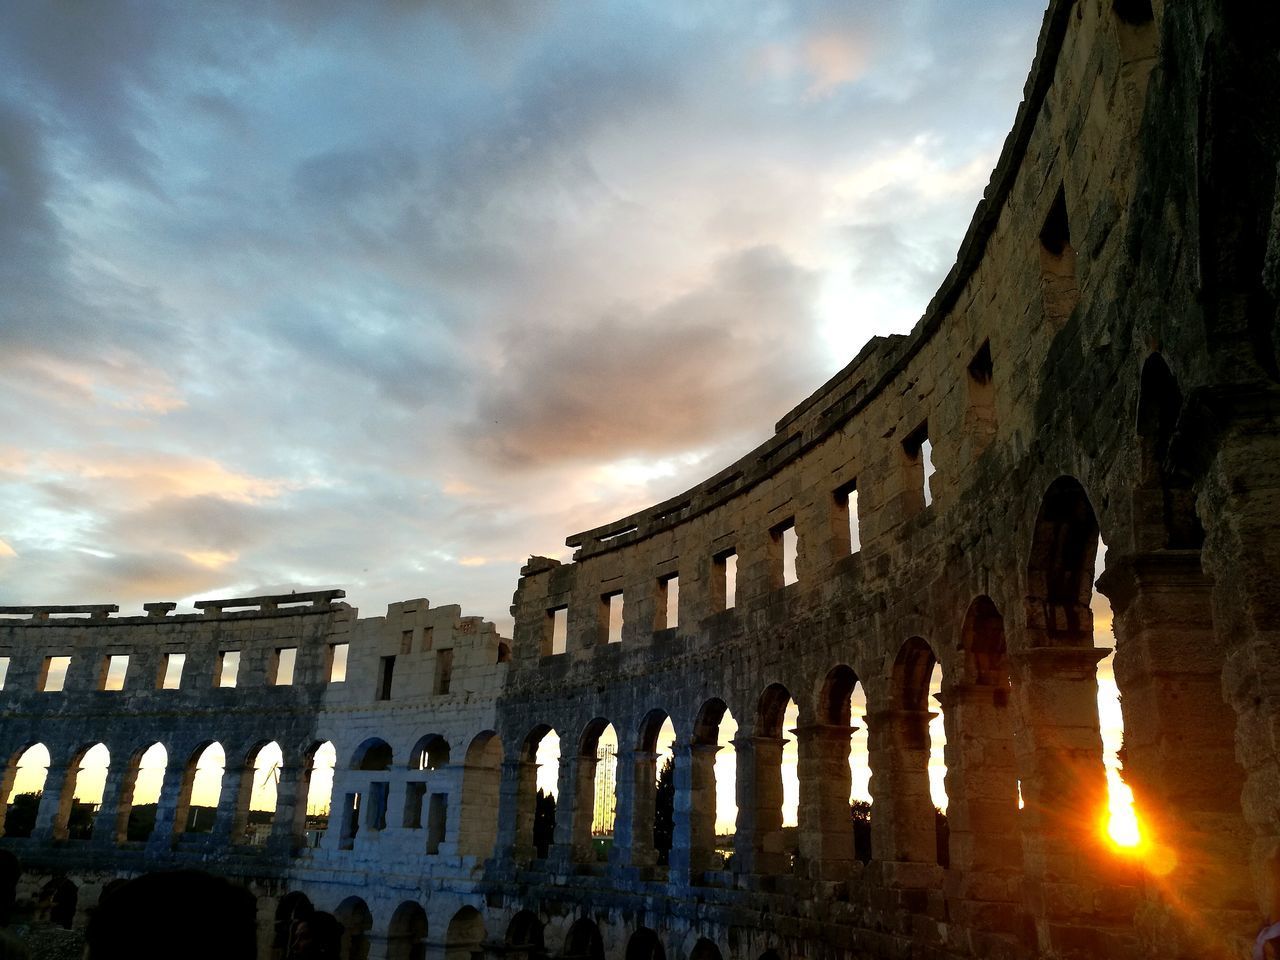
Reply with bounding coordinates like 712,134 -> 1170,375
272,894 -> 727,960
0,739 -> 338,847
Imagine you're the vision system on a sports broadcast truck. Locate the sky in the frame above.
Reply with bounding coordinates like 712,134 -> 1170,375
0,0 -> 1050,632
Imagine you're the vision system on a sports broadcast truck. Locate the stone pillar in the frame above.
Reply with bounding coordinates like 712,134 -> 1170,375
1197,412 -> 1280,935
1099,549 -> 1254,958
151,760 -> 187,850
936,681 -> 1023,945
866,708 -> 936,864
210,764 -> 248,845
735,735 -> 788,876
91,764 -> 125,850
795,723 -> 856,878
496,758 -> 536,865
35,763 -> 71,841
1010,644 -> 1117,957
623,749 -> 657,867
270,764 -> 303,853
669,740 -> 718,880
569,754 -> 598,863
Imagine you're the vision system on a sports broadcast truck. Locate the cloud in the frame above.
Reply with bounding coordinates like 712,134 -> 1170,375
468,246 -> 824,468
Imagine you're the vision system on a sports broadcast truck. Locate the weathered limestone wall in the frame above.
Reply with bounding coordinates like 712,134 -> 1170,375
0,1 -> 1277,959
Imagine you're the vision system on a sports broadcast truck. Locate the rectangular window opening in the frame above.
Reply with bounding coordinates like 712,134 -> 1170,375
657,574 -> 679,631
421,626 -> 434,651
426,792 -> 448,854
400,629 -> 414,655
0,656 -> 9,690
903,422 -> 934,511
160,653 -> 185,690
368,782 -> 389,831
41,655 -> 71,692
775,520 -> 799,587
340,792 -> 360,848
603,591 -> 624,644
967,340 -> 997,446
434,648 -> 454,695
713,550 -> 738,611
834,479 -> 860,555
102,654 -> 129,691
376,656 -> 395,701
404,782 -> 427,829
217,650 -> 240,688
1039,185 -> 1079,325
327,643 -> 348,683
273,647 -> 297,686
546,606 -> 568,656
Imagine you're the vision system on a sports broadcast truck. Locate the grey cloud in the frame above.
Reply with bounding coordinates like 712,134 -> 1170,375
467,245 -> 825,468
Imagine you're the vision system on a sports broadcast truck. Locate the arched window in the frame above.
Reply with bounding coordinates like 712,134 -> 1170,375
0,743 -> 50,837
116,742 -> 167,843
458,731 -> 502,858
387,900 -> 428,960
56,742 -> 110,840
573,720 -> 617,862
444,906 -> 485,960
175,742 -> 225,836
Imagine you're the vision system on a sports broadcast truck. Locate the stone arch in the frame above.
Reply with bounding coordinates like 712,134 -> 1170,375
295,740 -> 336,850
562,918 -> 604,960
1026,476 -> 1101,649
877,638 -> 946,865
803,665 -> 868,867
572,718 -> 618,862
0,742 -> 50,837
625,928 -> 665,960
1018,477 -> 1114,941
686,698 -> 736,872
350,738 -> 393,771
233,739 -> 283,845
445,905 -> 485,960
505,910 -> 546,960
410,734 -> 450,771
54,741 -> 110,841
458,730 -> 502,858
516,725 -> 560,861
388,900 -> 428,960
629,709 -> 676,868
745,683 -> 798,874
174,741 -> 225,838
335,896 -> 373,960
272,891 -> 314,960
115,742 -> 167,843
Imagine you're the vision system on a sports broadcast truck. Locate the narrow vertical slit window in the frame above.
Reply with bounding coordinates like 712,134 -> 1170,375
967,340 -> 997,448
327,643 -> 348,683
657,574 -> 679,631
273,647 -> 297,686
546,606 -> 568,656
434,649 -> 454,695
773,519 -> 799,587
713,550 -> 738,611
376,656 -> 395,701
40,656 -> 71,692
217,650 -> 240,688
0,655 -> 9,690
400,630 -> 414,655
1039,185 -> 1079,326
603,591 -> 624,644
426,793 -> 448,854
102,655 -> 129,691
421,627 -> 434,651
902,421 -> 933,514
834,479 -> 860,555
160,653 -> 185,690
403,782 -> 426,828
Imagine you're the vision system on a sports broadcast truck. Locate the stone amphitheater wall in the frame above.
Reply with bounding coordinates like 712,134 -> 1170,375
2,1 -> 1278,958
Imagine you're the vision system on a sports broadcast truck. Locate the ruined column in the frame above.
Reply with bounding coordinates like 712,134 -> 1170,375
1009,644 -> 1117,956
624,748 -> 658,868
270,763 -> 302,853
496,758 -> 537,865
734,734 -> 788,877
150,760 -> 187,849
89,764 -> 124,849
568,754 -> 598,863
865,708 -> 936,866
34,763 -> 70,841
669,740 -> 718,881
1099,549 -> 1255,958
935,681 -> 1023,943
795,723 -> 856,879
213,763 -> 250,845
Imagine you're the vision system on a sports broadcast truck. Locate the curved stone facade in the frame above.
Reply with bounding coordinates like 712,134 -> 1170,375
2,1 -> 1278,958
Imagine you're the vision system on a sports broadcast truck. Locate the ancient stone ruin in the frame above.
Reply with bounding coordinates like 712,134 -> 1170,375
1,1 -> 1278,957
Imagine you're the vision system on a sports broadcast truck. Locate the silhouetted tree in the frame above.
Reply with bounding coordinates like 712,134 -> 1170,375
533,789 -> 556,858
653,757 -> 674,865
850,800 -> 872,864
4,793 -> 40,838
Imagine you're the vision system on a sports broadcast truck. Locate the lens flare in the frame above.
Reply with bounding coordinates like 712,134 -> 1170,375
1105,774 -> 1141,848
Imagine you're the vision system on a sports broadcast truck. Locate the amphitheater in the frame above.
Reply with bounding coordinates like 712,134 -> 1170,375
2,1 -> 1278,958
